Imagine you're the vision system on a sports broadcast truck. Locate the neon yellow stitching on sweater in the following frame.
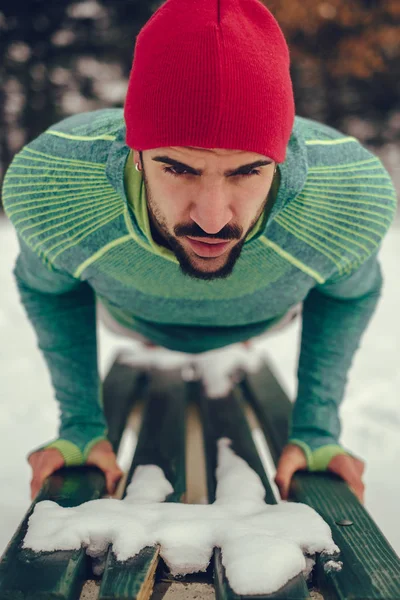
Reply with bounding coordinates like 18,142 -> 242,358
5,188 -> 119,214
74,235 -> 132,278
40,207 -> 123,260
46,130 -> 117,142
13,195 -> 116,227
5,173 -> 109,181
287,203 -> 385,244
306,173 -> 392,182
50,209 -> 125,263
302,187 -> 395,201
123,208 -> 179,265
275,215 -> 352,274
259,237 -> 325,283
28,203 -> 121,249
20,196 -> 120,238
6,164 -> 106,175
297,191 -> 395,209
305,137 -> 357,145
308,164 -> 385,174
279,210 -> 371,255
308,158 -> 379,171
278,212 -> 360,257
23,147 -> 106,168
292,198 -> 393,225
302,182 -> 394,191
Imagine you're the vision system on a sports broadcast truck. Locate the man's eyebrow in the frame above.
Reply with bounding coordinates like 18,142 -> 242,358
151,155 -> 272,176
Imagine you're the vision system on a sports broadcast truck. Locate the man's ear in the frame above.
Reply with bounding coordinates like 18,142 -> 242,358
133,149 -> 141,165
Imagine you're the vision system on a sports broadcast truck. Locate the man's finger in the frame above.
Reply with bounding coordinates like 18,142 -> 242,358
328,455 -> 365,503
84,439 -> 124,494
28,449 -> 65,500
105,468 -> 124,495
30,478 -> 40,501
87,453 -> 124,494
30,468 -> 56,500
30,473 -> 47,500
348,484 -> 365,503
275,446 -> 307,500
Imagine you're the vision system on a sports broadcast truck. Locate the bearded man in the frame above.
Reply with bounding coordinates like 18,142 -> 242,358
2,0 -> 396,502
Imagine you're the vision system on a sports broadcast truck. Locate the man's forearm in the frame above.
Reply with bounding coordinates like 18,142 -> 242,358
289,254 -> 383,465
13,242 -> 108,465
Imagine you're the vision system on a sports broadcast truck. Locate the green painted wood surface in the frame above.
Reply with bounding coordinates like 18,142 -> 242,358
195,380 -> 310,600
0,468 -> 104,600
0,356 -> 143,600
102,354 -> 149,454
243,361 -> 400,600
98,367 -> 187,600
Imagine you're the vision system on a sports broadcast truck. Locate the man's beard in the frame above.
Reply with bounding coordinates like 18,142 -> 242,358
142,174 -> 266,281
164,225 -> 246,280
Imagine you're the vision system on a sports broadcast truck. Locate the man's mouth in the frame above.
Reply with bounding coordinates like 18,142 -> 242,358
185,236 -> 232,258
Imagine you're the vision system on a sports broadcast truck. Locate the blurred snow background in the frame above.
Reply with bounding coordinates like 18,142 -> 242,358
0,214 -> 399,558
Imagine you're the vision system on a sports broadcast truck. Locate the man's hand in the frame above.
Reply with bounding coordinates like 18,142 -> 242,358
274,444 -> 365,503
28,447 -> 65,501
85,440 -> 124,496
28,439 -> 124,500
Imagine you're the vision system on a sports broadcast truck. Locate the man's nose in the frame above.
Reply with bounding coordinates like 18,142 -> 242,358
189,189 -> 233,235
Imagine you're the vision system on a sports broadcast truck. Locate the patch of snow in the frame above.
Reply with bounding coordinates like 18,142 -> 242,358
23,439 -> 339,595
323,559 -> 343,573
124,464 -> 173,504
118,336 -> 266,399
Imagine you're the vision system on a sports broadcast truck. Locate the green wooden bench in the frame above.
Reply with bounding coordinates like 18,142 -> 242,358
0,354 -> 399,600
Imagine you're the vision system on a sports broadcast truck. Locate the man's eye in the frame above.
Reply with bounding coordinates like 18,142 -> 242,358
240,169 -> 261,177
163,167 -> 261,177
163,166 -> 191,177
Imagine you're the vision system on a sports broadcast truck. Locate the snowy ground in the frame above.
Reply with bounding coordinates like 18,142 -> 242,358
0,215 -> 399,558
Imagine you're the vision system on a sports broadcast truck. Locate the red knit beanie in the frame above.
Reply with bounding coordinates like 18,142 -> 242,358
124,0 -> 295,163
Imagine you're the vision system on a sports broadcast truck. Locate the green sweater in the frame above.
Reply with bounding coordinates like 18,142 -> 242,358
2,109 -> 396,471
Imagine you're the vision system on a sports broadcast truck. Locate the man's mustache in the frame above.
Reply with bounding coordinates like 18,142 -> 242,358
174,223 -> 242,240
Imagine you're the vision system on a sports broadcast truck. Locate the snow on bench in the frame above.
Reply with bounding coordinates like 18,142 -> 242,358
0,356 -> 399,600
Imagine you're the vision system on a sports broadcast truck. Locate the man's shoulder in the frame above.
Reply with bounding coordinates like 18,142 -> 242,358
44,108 -> 125,141
293,115 -> 397,215
2,108 -> 126,211
294,115 -> 376,166
4,108 -> 123,168
276,116 -> 398,281
294,115 -> 350,143
2,109 -> 126,272
21,108 -> 125,162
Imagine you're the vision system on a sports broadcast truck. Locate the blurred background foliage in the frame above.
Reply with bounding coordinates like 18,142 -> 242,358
1,0 -> 399,202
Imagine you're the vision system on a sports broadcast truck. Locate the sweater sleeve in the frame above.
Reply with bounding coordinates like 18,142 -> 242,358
288,251 -> 383,470
13,235 -> 108,466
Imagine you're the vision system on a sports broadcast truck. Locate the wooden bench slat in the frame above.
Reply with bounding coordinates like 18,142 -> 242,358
98,367 -> 187,600
103,354 -> 149,455
243,361 -> 400,600
0,355 -> 142,600
195,380 -> 310,600
0,469 -> 104,600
